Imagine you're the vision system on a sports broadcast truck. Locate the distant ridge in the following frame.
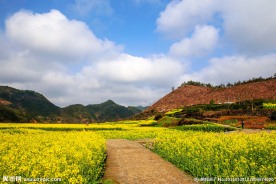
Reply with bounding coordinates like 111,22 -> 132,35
0,86 -> 60,116
145,78 -> 276,113
0,86 -> 141,123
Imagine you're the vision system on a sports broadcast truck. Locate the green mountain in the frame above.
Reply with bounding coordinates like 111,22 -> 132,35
59,100 -> 141,123
0,86 -> 60,116
132,106 -> 149,111
127,106 -> 142,115
0,86 -> 141,123
86,100 -> 138,122
0,86 -> 60,122
59,104 -> 95,123
0,105 -> 22,122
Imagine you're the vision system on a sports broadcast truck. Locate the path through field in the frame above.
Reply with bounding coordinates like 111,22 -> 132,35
103,139 -> 197,184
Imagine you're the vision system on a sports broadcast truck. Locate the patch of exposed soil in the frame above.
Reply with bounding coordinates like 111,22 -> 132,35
0,98 -> 12,105
217,116 -> 271,129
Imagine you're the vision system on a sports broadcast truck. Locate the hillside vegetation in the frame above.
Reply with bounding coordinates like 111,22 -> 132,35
0,86 -> 141,123
61,100 -> 140,123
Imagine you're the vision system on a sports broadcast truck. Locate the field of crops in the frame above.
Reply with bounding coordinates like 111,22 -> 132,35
153,130 -> 276,182
174,124 -> 236,132
263,103 -> 276,109
0,129 -> 106,183
0,121 -> 275,183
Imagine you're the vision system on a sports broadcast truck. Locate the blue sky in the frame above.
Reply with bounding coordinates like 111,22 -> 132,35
0,0 -> 170,56
0,0 -> 276,107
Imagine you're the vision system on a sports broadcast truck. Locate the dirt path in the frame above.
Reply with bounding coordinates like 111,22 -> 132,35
103,139 -> 197,184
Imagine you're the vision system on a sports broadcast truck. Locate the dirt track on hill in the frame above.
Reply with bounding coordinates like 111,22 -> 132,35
103,139 -> 197,184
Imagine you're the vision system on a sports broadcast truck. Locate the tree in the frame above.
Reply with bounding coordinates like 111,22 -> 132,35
210,99 -> 215,105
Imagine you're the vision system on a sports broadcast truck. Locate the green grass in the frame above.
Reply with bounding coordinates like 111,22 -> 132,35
157,116 -> 181,127
165,108 -> 183,116
223,119 -> 238,124
173,124 -> 236,132
265,126 -> 276,130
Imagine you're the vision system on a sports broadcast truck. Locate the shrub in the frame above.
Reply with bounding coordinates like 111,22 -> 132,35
158,116 -> 181,127
177,118 -> 206,125
154,114 -> 162,121
270,111 -> 276,120
223,119 -> 238,124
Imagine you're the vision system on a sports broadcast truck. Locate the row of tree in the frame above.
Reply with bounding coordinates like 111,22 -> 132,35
180,74 -> 276,89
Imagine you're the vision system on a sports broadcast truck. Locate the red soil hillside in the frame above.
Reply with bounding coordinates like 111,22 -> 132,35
0,98 -> 12,105
145,78 -> 276,112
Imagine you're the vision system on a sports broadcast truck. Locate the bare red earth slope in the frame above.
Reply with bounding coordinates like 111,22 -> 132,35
0,98 -> 11,105
145,79 -> 276,112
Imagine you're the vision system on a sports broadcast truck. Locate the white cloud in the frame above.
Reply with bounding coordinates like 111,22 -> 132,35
222,0 -> 276,54
158,0 -> 276,54
179,54 -> 276,85
95,54 -> 183,85
0,9 -> 184,107
5,9 -> 120,62
156,0 -> 219,39
169,25 -> 219,58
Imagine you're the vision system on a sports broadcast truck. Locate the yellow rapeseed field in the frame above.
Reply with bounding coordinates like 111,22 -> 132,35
0,129 -> 106,183
1,122 -> 275,183
97,126 -> 168,140
153,130 -> 276,182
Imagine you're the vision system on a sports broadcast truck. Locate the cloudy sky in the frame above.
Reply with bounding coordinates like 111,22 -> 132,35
0,0 -> 275,107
